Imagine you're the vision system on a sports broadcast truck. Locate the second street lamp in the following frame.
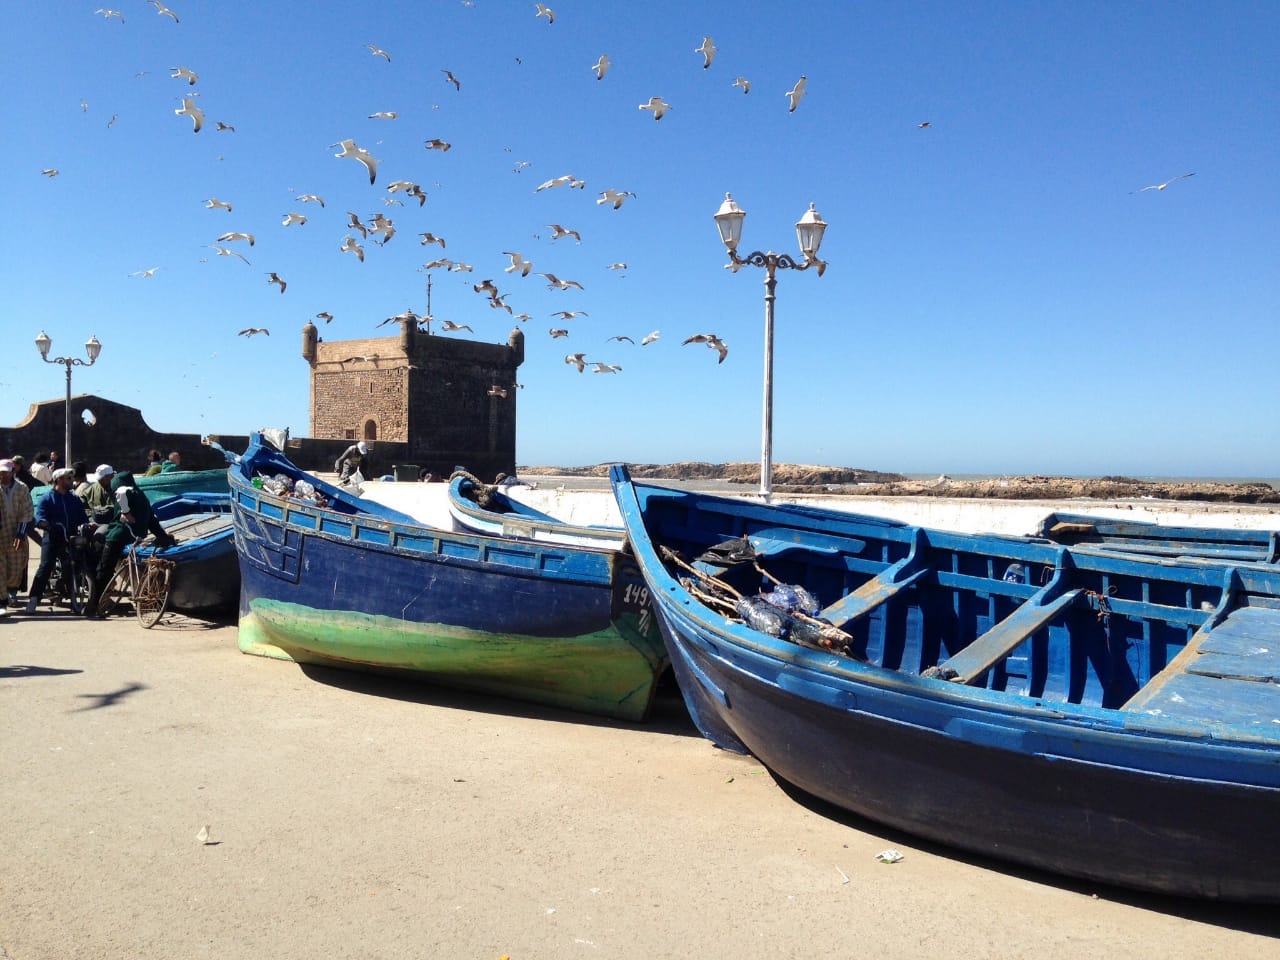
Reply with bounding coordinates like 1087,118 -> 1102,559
35,331 -> 103,469
714,193 -> 828,501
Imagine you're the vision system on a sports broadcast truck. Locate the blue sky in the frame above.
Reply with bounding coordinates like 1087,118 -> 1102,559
3,1 -> 1277,477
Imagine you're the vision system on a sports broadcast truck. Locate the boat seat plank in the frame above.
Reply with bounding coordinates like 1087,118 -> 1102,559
941,588 -> 1085,685
818,566 -> 930,627
1199,606 -> 1280,645
1122,671 -> 1280,735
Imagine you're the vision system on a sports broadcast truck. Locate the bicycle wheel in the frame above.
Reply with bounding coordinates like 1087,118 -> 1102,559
68,562 -> 93,616
97,559 -> 132,619
135,558 -> 173,628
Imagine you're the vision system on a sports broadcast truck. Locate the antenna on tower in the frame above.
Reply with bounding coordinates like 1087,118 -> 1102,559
423,273 -> 433,334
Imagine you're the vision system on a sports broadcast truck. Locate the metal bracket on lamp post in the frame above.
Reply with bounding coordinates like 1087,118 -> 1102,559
35,332 -> 102,469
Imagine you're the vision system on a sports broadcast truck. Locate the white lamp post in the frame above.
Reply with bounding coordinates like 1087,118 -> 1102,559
714,194 -> 828,500
35,331 -> 102,469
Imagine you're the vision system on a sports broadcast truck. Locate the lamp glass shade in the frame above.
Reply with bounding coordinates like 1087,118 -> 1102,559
713,193 -> 746,252
85,335 -> 102,362
35,331 -> 52,358
795,202 -> 828,259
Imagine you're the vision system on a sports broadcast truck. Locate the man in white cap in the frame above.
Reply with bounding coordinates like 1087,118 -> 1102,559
24,468 -> 90,614
0,458 -> 35,612
334,441 -> 371,484
80,464 -> 117,527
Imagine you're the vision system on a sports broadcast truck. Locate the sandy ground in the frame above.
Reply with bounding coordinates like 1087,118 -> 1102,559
3,563 -> 1278,960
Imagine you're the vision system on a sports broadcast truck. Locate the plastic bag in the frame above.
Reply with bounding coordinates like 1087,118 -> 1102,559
760,583 -> 820,616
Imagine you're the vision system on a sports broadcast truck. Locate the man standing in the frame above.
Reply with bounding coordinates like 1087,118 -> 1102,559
334,441 -> 370,484
160,451 -> 183,473
80,465 -> 117,526
0,459 -> 34,612
25,469 -> 90,614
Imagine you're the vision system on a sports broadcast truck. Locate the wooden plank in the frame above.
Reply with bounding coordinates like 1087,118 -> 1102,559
1122,672 -> 1280,734
941,587 -> 1084,685
818,527 -> 929,628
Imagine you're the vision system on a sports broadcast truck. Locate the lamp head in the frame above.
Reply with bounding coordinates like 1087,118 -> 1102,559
713,192 -> 746,254
35,330 -> 51,359
795,202 -> 828,261
85,335 -> 102,363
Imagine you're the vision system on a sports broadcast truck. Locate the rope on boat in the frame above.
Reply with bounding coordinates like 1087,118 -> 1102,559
449,469 -> 508,511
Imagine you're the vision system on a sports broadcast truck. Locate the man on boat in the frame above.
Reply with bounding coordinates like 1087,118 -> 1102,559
24,469 -> 90,614
335,441 -> 370,484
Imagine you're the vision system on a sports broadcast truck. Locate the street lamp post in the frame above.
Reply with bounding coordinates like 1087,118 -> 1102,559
35,331 -> 102,469
714,194 -> 828,501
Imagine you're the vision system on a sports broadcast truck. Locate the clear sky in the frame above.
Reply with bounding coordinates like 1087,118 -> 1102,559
3,1 -> 1277,477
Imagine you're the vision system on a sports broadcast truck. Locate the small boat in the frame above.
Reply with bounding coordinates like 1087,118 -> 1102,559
133,492 -> 239,618
610,465 -> 1280,902
448,470 -> 626,550
227,436 -> 666,721
1037,511 -> 1280,564
137,467 -> 230,504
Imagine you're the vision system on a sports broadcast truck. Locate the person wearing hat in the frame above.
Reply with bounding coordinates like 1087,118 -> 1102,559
24,468 -> 90,614
0,458 -> 35,611
80,465 -> 117,525
334,441 -> 371,484
11,454 -> 37,493
85,470 -> 176,618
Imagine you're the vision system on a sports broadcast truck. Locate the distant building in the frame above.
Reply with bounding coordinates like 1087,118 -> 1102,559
303,319 -> 524,480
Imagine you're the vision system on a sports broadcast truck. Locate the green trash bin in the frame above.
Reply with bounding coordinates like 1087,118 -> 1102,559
392,464 -> 420,482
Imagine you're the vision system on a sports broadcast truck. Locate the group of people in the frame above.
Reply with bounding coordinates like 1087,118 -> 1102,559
0,452 -> 179,619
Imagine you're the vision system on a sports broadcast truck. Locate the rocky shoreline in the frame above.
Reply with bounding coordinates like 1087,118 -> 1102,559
518,463 -> 1280,504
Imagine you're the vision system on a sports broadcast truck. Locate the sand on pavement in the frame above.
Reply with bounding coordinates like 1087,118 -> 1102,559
2,599 -> 1278,960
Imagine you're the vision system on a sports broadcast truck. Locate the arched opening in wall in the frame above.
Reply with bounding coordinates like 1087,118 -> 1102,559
363,420 -> 377,441
81,408 -> 97,426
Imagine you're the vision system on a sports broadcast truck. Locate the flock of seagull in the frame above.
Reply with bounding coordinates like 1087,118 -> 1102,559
57,3 -> 1199,398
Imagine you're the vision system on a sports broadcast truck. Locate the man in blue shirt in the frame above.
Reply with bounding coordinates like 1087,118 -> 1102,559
25,468 -> 90,613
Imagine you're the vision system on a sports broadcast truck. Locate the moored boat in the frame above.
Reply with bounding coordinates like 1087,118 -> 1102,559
137,467 -> 230,503
448,470 -> 627,550
1037,510 -> 1280,563
610,465 -> 1280,902
133,492 -> 238,618
227,436 -> 666,721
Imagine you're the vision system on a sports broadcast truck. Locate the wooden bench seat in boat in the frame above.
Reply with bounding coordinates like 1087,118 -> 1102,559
1123,605 -> 1280,731
939,584 -> 1086,685
816,528 -> 930,629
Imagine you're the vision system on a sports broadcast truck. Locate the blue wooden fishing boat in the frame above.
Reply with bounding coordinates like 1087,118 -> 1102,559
610,465 -> 1280,902
137,467 -> 230,504
448,470 -> 627,550
133,492 -> 238,618
1037,511 -> 1280,564
227,436 -> 665,721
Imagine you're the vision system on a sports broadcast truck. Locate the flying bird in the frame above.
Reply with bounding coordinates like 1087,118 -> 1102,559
129,267 -> 160,278
424,138 -> 452,152
917,121 -> 931,129
695,37 -> 717,69
1134,173 -> 1196,193
332,138 -> 378,184
591,54 -> 611,80
641,330 -> 660,345
367,213 -> 396,244
592,362 -> 621,374
547,224 -> 580,243
282,211 -> 307,226
541,274 -> 584,291
551,309 -> 588,320
208,244 -> 250,265
550,329 -> 570,339
535,174 -> 584,192
683,333 -> 729,363
442,70 -> 461,91
450,262 -> 474,273
147,1 -> 179,22
298,193 -> 325,207
732,76 -> 751,94
441,320 -> 473,332
419,233 -> 446,248
504,252 -> 534,276
96,9 -> 125,22
217,231 -> 255,246
535,3 -> 555,24
175,97 -> 204,132
785,75 -> 807,112
41,168 -> 59,177
564,352 -> 586,371
606,335 -> 634,345
367,44 -> 391,62
474,278 -> 500,297
597,189 -> 636,210
340,236 -> 365,262
238,328 -> 270,337
346,212 -> 367,238
266,272 -> 287,293
215,121 -> 236,132
423,258 -> 454,270
606,262 -> 628,271
170,66 -> 198,85
315,312 -> 334,323
638,96 -> 670,120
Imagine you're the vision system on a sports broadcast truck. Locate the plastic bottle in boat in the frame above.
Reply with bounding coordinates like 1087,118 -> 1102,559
735,596 -> 788,637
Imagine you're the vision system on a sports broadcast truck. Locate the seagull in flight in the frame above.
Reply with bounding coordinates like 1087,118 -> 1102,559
346,212 -> 368,238
298,193 -> 325,207
96,9 -> 125,23
367,44 -> 391,62
217,231 -> 255,246
535,3 -> 555,24
175,97 -> 204,132
388,180 -> 427,206
208,244 -> 250,265
597,189 -> 636,210
564,352 -> 586,371
606,335 -> 634,345
683,333 -> 729,363
332,138 -> 378,184
41,168 -> 59,177
368,111 -> 397,120
315,311 -> 334,323
266,272 -> 287,294
733,76 -> 751,94
170,66 -> 198,85
423,257 -> 454,270
474,278 -> 500,297
638,96 -> 670,120
536,174 -> 585,192
504,252 -> 534,276
424,138 -> 452,152
238,328 -> 269,337
550,329 -> 571,340
785,75 -> 807,112
591,54 -> 611,80
340,236 -> 365,262
548,224 -> 580,243
419,233 -> 446,248
541,274 -> 584,291
551,309 -> 588,320
215,121 -> 235,132
147,1 -> 179,22
441,320 -> 473,332
1134,173 -> 1196,193
606,262 -> 628,271
282,211 -> 307,226
366,213 -> 395,244
130,267 -> 160,278
695,37 -> 717,69
442,70 -> 461,91
641,330 -> 660,345
592,363 -> 621,374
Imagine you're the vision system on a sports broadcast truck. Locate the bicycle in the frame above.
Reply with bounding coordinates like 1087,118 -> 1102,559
96,536 -> 176,628
37,525 -> 95,615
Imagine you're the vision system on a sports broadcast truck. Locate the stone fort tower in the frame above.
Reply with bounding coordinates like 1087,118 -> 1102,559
303,319 -> 524,479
